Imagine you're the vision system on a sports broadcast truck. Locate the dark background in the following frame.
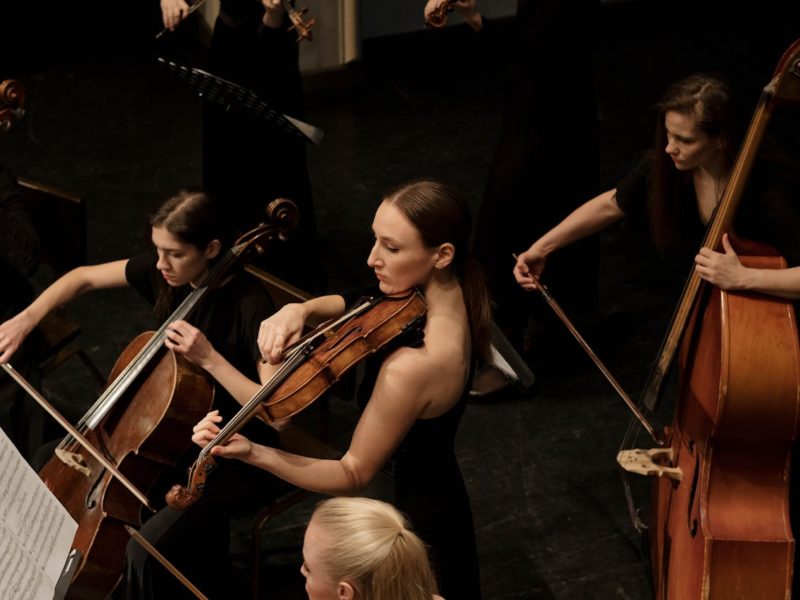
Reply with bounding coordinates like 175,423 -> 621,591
1,2 -> 798,598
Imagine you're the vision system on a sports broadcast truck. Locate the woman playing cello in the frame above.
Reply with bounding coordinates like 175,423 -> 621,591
192,179 -> 489,599
0,189 -> 281,598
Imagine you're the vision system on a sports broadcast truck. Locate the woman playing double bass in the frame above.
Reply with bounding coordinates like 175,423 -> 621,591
514,73 -> 800,297
192,180 -> 488,599
514,72 -> 800,597
0,189 -> 281,598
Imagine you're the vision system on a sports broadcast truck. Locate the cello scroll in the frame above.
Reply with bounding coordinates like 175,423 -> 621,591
0,79 -> 25,133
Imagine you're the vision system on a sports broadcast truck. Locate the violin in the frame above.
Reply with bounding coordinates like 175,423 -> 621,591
38,199 -> 298,599
166,289 -> 427,509
0,79 -> 25,132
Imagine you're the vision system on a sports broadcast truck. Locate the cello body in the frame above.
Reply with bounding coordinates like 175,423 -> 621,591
39,332 -> 213,599
651,239 -> 800,599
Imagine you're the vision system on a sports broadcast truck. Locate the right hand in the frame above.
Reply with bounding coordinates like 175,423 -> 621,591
513,246 -> 548,291
0,311 -> 35,364
257,303 -> 307,364
160,0 -> 191,31
424,0 -> 479,23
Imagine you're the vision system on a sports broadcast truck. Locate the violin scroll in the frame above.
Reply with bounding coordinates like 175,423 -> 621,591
0,80 -> 26,133
165,454 -> 216,510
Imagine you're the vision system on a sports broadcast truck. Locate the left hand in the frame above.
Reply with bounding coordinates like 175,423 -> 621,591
261,0 -> 284,28
192,410 -> 255,460
164,320 -> 215,368
694,233 -> 748,291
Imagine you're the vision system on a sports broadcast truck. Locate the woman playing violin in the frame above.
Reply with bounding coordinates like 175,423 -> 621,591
193,179 -> 489,599
514,74 -> 800,299
0,189 -> 280,598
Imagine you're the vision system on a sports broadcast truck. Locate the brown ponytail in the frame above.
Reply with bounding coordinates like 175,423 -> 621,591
385,179 -> 493,361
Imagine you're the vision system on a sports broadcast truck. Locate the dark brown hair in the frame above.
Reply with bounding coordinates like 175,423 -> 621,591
385,179 -> 492,361
149,190 -> 227,319
650,74 -> 738,253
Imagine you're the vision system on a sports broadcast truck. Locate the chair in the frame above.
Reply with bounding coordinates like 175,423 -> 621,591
243,266 -> 346,598
18,177 -> 105,388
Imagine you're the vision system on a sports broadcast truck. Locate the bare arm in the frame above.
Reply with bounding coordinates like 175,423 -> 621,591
164,319 -> 275,405
0,260 -> 128,362
193,347 -> 430,495
514,189 -> 624,289
696,233 -> 800,299
258,294 -> 347,364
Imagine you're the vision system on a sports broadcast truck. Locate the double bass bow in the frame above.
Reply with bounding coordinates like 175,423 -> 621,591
37,198 -> 298,599
166,289 -> 427,509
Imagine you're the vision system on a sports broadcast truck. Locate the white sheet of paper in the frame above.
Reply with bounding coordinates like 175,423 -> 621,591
0,430 -> 78,600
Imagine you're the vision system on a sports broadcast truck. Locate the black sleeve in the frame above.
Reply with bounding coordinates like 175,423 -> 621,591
124,251 -> 160,305
236,278 -> 276,367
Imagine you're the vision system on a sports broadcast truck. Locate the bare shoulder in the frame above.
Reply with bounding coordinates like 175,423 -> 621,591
381,334 -> 467,392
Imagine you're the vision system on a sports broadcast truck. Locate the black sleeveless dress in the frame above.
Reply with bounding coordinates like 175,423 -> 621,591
356,329 -> 482,599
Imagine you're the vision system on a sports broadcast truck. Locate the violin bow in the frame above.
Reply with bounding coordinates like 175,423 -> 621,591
0,363 -> 155,510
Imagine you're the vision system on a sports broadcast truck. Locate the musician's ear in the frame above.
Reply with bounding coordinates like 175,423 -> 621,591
337,581 -> 355,600
205,239 -> 222,260
433,242 -> 455,270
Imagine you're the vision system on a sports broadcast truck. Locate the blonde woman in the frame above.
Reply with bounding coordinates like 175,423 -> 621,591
301,497 -> 445,600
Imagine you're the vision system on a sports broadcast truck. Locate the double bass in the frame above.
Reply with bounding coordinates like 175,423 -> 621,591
618,39 -> 800,598
37,200 -> 298,599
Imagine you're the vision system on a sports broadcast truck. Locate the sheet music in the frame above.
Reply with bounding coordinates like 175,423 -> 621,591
0,430 -> 77,600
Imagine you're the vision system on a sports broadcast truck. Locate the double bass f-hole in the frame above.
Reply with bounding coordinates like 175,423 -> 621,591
685,441 -> 699,538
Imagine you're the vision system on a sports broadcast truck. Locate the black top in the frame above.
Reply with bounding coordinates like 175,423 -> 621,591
125,251 -> 276,444
616,151 -> 800,271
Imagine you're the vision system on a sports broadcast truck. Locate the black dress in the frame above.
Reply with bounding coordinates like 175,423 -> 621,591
472,0 -> 599,350
117,251 -> 283,600
203,0 -> 318,294
354,297 -> 482,600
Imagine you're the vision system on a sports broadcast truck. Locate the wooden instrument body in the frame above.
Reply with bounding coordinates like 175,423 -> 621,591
651,240 -> 800,599
39,332 -> 213,599
262,291 -> 427,422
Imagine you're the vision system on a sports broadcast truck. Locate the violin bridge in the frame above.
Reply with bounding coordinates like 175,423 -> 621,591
617,448 -> 682,481
55,448 -> 92,477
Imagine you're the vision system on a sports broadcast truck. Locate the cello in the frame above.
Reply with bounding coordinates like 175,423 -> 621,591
37,199 -> 298,599
617,40 -> 800,598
